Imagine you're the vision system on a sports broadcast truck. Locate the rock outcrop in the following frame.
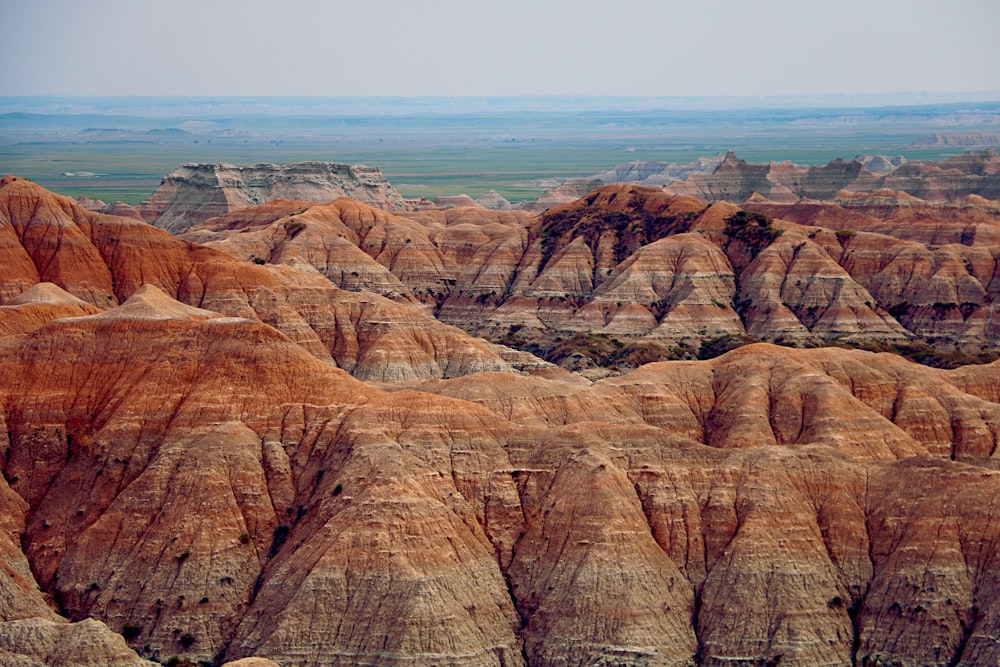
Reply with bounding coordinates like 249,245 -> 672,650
173,179 -> 1000,368
0,618 -> 155,666
0,175 -> 518,381
3,177 -> 1000,665
664,150 -> 1000,204
2,293 -> 1000,665
589,155 -> 725,187
137,162 -> 408,232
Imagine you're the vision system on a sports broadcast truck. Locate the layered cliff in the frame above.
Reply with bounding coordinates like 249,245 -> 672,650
175,181 -> 1000,371
138,162 -> 408,233
662,150 -> 1000,204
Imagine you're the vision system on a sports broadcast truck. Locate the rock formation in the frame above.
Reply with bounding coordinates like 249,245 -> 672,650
663,150 -> 1000,204
511,178 -> 605,212
137,162 -> 408,232
3,176 -> 1000,666
908,131 -> 1000,148
476,189 -> 512,210
0,175 -> 520,381
589,155 -> 725,187
1,292 -> 1000,665
0,618 -> 155,666
172,179 -> 1000,370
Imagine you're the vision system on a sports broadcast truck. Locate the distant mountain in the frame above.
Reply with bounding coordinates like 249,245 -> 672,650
665,150 -> 1000,203
908,131 -> 1000,148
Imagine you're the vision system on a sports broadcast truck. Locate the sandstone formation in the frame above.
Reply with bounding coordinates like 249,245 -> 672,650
2,294 -> 1000,666
476,189 -> 512,210
511,178 -> 605,213
0,618 -> 155,666
589,155 -> 725,188
3,176 -> 1000,666
0,283 -> 102,337
908,131 -> 1000,148
137,162 -> 408,232
432,194 -> 481,208
172,178 -> 1000,369
663,150 -> 1000,204
0,175 -> 520,381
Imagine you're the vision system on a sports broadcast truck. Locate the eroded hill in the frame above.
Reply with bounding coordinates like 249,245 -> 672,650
2,177 -> 1000,666
180,182 -> 1000,373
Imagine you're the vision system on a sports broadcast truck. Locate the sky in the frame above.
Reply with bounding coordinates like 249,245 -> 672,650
3,0 -> 999,99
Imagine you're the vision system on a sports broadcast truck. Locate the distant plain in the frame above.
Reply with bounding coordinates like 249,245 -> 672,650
2,96 -> 998,204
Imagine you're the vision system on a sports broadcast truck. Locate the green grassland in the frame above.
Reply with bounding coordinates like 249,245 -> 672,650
2,100 -> 994,204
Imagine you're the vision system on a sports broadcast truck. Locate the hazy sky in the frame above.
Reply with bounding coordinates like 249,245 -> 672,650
3,0 -> 999,98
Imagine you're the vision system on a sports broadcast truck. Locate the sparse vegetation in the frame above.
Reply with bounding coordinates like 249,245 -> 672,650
723,210 -> 782,258
121,622 -> 141,641
835,339 -> 999,369
269,525 -> 290,558
698,334 -> 759,360
284,220 -> 307,238
537,199 -> 698,272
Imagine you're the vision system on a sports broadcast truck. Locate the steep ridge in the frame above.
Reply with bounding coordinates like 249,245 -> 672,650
0,176 -> 517,381
664,150 -> 1000,204
3,301 -> 1000,665
177,181 -> 1000,370
137,162 -> 408,233
439,186 -> 916,365
746,192 -> 1000,246
0,283 -> 102,337
181,199 -> 538,309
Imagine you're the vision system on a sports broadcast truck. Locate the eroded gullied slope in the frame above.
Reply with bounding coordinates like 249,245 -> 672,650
0,177 -> 519,382
0,293 -> 533,665
3,218 -> 1000,666
230,392 -> 525,666
0,299 -> 375,661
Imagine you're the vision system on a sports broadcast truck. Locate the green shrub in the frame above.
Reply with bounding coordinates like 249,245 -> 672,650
121,622 -> 140,641
724,210 -> 782,258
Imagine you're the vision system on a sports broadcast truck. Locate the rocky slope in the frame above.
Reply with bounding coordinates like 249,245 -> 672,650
664,150 -> 1000,204
1,286 -> 1000,665
174,181 -> 1000,371
3,177 -> 1000,666
0,175 -> 521,382
137,162 -> 408,233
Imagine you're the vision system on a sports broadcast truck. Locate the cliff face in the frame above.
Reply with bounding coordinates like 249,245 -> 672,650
662,150 -> 1000,204
137,162 -> 408,232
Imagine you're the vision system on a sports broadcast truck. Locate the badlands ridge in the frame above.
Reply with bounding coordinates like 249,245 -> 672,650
1,154 -> 1000,667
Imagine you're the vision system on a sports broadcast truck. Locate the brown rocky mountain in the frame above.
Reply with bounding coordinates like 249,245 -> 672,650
665,150 -> 1000,204
1,283 -> 1000,665
137,162 -> 408,233
180,182 -> 1000,371
0,175 -> 524,381
3,177 -> 1000,666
